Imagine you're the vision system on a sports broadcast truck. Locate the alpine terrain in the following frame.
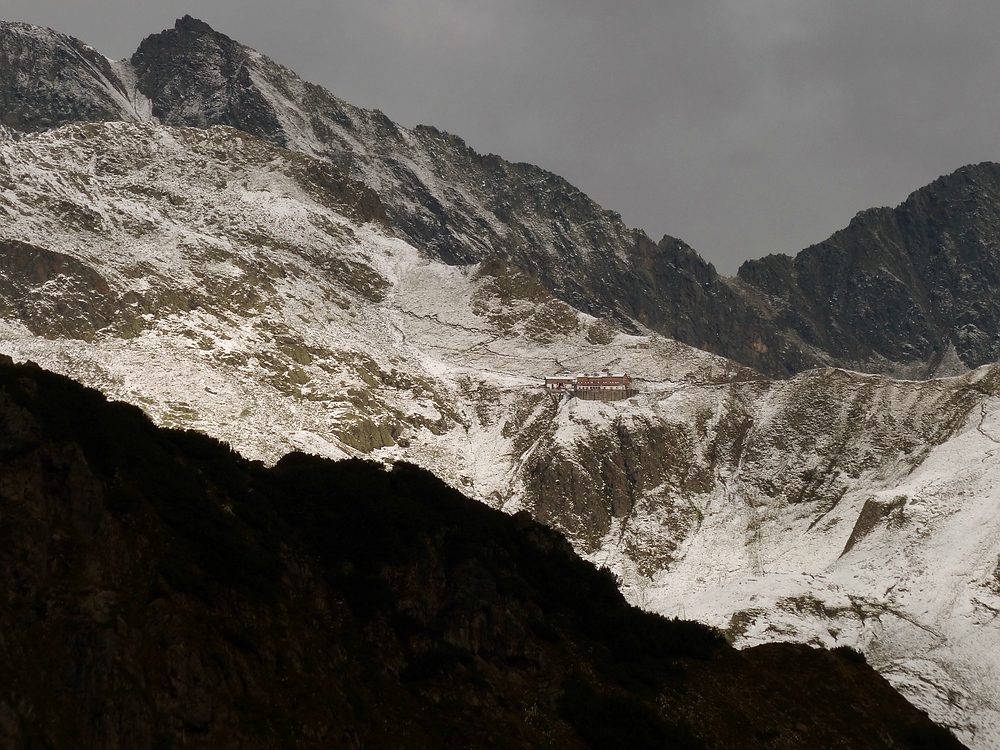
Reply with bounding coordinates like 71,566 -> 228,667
0,353 -> 965,748
0,16 -> 999,747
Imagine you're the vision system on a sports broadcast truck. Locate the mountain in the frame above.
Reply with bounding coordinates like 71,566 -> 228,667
0,355 -> 964,749
0,111 -> 994,749
737,162 -> 1000,376
127,17 -> 826,377
1,16 -> 1000,747
7,17 -> 1000,379
0,17 -> 845,378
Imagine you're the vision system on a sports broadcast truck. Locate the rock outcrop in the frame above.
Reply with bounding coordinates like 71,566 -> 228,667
0,20 -> 147,130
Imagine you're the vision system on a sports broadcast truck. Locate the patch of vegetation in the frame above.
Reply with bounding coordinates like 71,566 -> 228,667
287,154 -> 387,226
335,417 -> 399,453
586,321 -> 616,345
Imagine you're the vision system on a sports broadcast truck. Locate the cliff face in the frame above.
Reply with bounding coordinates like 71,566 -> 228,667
0,357 -> 961,749
130,15 -> 287,143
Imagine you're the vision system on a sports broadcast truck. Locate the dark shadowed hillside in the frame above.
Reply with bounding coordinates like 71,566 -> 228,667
0,356 -> 965,748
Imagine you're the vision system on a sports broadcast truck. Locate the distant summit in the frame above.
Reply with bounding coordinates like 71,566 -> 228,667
738,161 -> 1000,374
174,14 -> 217,35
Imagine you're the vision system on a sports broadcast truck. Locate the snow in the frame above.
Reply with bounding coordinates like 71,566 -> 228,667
106,58 -> 155,124
592,381 -> 1000,746
0,121 -> 998,747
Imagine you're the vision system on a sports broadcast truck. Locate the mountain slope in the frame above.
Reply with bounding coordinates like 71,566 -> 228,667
0,17 -> 807,376
537,365 -> 1000,744
0,355 -> 963,749
0,119 -> 995,746
9,17 -> 1000,379
0,120 -> 735,463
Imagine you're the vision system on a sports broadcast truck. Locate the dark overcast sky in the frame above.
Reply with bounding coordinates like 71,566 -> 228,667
8,2 -> 1000,274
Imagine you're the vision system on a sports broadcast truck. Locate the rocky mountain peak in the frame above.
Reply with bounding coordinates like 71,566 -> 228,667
130,16 -> 285,143
738,160 -> 1000,375
4,19 -> 1000,378
174,14 -> 218,36
0,20 -> 145,131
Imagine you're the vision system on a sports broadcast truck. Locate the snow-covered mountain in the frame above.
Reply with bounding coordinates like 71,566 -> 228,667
1,117 -> 997,747
1,16 -> 786,376
9,16 -> 1000,379
2,16 -> 1000,747
0,120 -> 735,476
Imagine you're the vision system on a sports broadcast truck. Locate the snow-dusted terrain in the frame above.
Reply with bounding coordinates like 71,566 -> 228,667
1,121 -> 998,746
583,368 -> 1000,747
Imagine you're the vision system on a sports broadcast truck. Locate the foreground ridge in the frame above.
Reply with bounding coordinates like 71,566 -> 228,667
0,356 -> 963,748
